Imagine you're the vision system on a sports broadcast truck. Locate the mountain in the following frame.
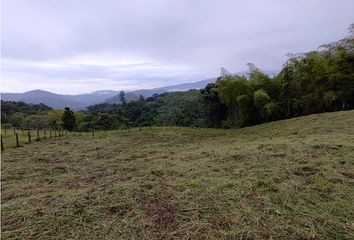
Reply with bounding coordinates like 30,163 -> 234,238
1,70 -> 278,109
1,90 -> 118,110
103,77 -> 218,104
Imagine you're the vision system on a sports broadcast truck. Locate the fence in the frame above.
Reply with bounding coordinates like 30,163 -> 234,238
1,129 -> 67,151
0,127 -> 137,151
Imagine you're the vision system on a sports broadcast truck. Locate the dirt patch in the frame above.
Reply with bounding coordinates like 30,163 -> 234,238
106,203 -> 132,216
294,166 -> 319,177
140,195 -> 179,230
340,171 -> 354,179
266,151 -> 287,158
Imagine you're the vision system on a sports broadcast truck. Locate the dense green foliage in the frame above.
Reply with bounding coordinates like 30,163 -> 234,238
1,101 -> 52,129
205,31 -> 354,127
86,90 -> 205,129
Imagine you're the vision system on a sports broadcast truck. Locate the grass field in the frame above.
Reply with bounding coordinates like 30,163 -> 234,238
2,111 -> 354,239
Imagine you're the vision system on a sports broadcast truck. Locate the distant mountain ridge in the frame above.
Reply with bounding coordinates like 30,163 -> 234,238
1,90 -> 119,110
1,70 -> 278,109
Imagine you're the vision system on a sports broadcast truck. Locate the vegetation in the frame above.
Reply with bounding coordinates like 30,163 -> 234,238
1,101 -> 52,128
2,110 -> 354,239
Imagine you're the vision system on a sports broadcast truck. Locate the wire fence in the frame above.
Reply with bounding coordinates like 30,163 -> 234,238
0,127 -> 138,151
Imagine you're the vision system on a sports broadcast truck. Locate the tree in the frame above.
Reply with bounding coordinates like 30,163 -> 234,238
200,83 -> 227,127
95,113 -> 114,130
62,107 -> 76,131
21,115 -> 51,130
119,91 -> 126,105
217,75 -> 252,127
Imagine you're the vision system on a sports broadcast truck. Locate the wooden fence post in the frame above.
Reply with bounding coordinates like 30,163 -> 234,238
36,130 -> 40,141
15,133 -> 20,147
28,130 -> 31,143
1,134 -> 4,151
13,128 -> 16,135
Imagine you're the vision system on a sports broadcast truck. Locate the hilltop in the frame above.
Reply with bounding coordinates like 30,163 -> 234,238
2,110 -> 354,239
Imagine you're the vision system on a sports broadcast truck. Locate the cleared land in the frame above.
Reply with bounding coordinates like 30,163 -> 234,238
2,111 -> 354,239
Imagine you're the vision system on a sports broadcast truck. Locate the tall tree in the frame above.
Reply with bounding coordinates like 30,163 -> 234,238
62,107 -> 77,131
119,91 -> 126,105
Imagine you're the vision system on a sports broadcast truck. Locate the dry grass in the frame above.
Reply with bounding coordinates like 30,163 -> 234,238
2,110 -> 354,239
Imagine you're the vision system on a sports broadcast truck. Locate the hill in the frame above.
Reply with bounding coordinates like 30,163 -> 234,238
1,90 -> 118,110
2,110 -> 353,239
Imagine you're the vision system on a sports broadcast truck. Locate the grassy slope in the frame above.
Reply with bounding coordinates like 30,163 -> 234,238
2,110 -> 354,239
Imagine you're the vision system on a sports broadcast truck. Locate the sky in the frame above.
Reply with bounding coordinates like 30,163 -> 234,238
1,0 -> 354,94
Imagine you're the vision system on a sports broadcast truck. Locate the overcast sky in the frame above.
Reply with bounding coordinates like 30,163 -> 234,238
1,0 -> 353,94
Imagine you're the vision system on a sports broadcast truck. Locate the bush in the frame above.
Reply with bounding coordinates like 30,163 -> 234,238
77,122 -> 94,132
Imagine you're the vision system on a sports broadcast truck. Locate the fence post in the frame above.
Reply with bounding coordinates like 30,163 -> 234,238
36,130 -> 40,141
15,133 -> 20,147
50,130 -> 52,138
28,130 -> 31,143
13,128 -> 16,135
1,134 -> 4,151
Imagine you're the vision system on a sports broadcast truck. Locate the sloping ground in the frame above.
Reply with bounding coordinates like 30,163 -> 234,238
2,110 -> 354,239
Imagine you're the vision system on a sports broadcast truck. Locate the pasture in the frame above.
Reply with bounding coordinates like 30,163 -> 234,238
1,111 -> 354,239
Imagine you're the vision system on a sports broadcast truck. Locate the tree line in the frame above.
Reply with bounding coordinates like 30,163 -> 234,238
1,27 -> 353,131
